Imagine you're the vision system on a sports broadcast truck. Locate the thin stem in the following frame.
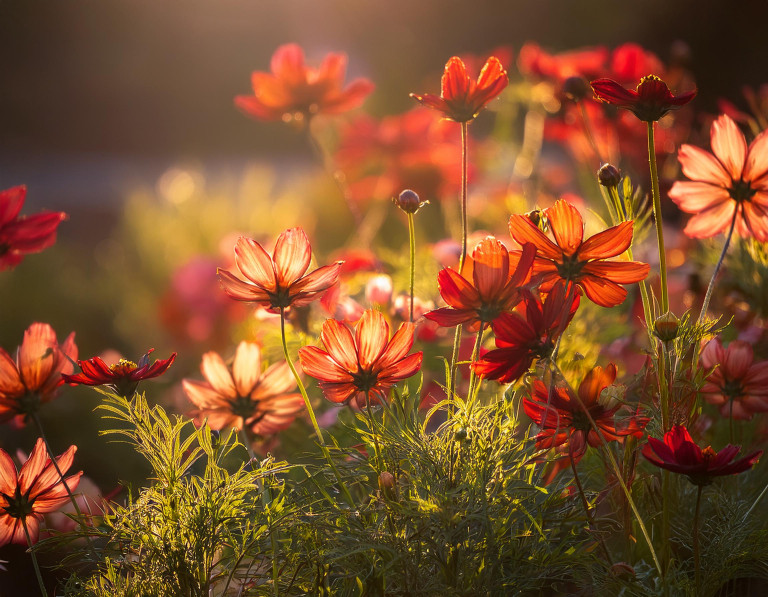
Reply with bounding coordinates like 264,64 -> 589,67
268,482 -> 280,597
32,412 -> 82,519
467,326 -> 485,402
743,479 -> 768,521
279,309 -> 355,508
239,427 -> 255,460
458,121 -> 469,275
364,392 -> 384,473
697,207 -> 738,326
693,485 -> 704,595
570,454 -> 613,565
578,101 -> 604,165
647,121 -> 669,314
408,212 -> 416,322
447,324 -> 463,416
23,517 -> 48,597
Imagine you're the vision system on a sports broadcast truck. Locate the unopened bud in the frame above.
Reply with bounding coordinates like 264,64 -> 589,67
394,189 -> 428,215
454,428 -> 468,442
563,76 -> 590,102
598,163 -> 621,188
653,311 -> 680,343
609,562 -> 636,580
378,471 -> 397,500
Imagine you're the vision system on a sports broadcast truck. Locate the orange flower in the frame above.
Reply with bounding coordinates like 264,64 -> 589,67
0,323 -> 77,423
183,342 -> 303,436
218,228 -> 342,312
508,199 -> 649,307
299,309 -> 422,408
590,75 -> 696,122
235,43 -> 374,123
0,438 -> 82,546
668,114 -> 768,241
425,238 -> 536,331
411,56 -> 508,123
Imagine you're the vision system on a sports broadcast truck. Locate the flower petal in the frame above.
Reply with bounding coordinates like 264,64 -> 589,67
234,237 -> 276,291
356,310 -> 389,370
320,318 -> 358,371
232,342 -> 261,397
546,200 -> 584,256
201,351 -> 236,399
710,114 -> 747,181
668,181 -> 731,213
677,144 -> 732,188
577,221 -> 634,260
273,228 -> 312,287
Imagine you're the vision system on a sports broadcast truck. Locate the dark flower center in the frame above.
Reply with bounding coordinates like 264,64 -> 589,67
556,254 -> 585,281
231,395 -> 257,419
1,487 -> 34,520
722,379 -> 744,399
478,303 -> 502,324
270,287 -> 293,309
728,179 -> 756,203
571,410 -> 592,433
0,242 -> 9,256
352,369 -> 379,394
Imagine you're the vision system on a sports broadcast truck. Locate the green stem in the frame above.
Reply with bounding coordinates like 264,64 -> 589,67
647,121 -> 668,314
23,517 -> 48,597
467,326 -> 484,403
32,413 -> 83,519
365,391 -> 384,473
570,453 -> 613,565
458,121 -> 469,275
693,485 -> 703,595
744,479 -> 768,521
240,427 -> 255,460
697,206 -> 738,326
408,212 -> 416,323
279,309 -> 354,508
447,324 -> 463,416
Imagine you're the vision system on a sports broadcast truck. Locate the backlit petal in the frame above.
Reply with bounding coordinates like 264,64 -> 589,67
232,342 -> 261,397
273,228 -> 312,287
546,199 -> 584,256
668,181 -> 730,213
577,221 -> 634,260
711,114 -> 747,180
508,215 -> 562,260
356,310 -> 389,370
234,237 -> 276,291
201,352 -> 237,398
320,318 -> 358,371
678,144 -> 731,188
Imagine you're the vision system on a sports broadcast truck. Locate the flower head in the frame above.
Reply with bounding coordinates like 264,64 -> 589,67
0,186 -> 67,271
183,342 -> 303,436
218,228 -> 342,313
699,338 -> 768,419
508,199 -> 649,307
299,309 -> 423,408
62,349 -> 176,397
642,425 -> 761,486
590,75 -> 696,122
425,238 -> 536,331
411,56 -> 508,123
668,114 -> 768,241
0,323 -> 77,423
235,43 -> 374,123
0,438 -> 82,546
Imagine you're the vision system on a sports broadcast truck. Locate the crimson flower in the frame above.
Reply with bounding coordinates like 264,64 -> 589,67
472,282 -> 580,383
508,199 -> 649,307
0,186 -> 66,272
425,238 -> 536,331
591,74 -> 696,122
299,309 -> 422,408
0,438 -> 82,546
668,114 -> 768,241
699,338 -> 768,419
62,349 -> 176,397
235,43 -> 374,123
642,425 -> 761,486
218,228 -> 342,312
525,364 -> 648,483
411,56 -> 508,123
0,323 -> 77,423
183,342 -> 303,436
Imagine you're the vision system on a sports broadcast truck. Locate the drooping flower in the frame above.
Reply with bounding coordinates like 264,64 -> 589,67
590,75 -> 696,122
0,438 -> 82,546
642,425 -> 761,486
524,364 -> 648,483
183,342 -> 303,436
508,199 -> 650,307
472,282 -> 580,383
62,349 -> 177,397
668,114 -> 768,241
425,238 -> 536,331
0,323 -> 77,423
299,309 -> 422,408
699,338 -> 768,419
235,43 -> 374,123
411,56 -> 508,123
0,186 -> 67,272
218,228 -> 343,312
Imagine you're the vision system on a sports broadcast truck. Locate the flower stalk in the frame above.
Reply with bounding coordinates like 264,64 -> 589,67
22,517 -> 47,597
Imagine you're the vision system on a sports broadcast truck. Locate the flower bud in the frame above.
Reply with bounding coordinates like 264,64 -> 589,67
393,189 -> 428,214
378,471 -> 397,500
609,562 -> 636,580
562,76 -> 590,102
653,311 -> 680,343
598,163 -> 621,188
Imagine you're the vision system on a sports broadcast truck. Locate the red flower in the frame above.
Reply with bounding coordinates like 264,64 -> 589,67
183,342 -> 303,436
668,114 -> 768,241
425,238 -> 536,331
235,43 -> 374,123
508,199 -> 649,307
472,282 -> 580,383
699,338 -> 768,419
0,438 -> 82,546
525,364 -> 648,483
411,56 -> 508,123
0,186 -> 66,271
218,228 -> 342,312
0,323 -> 77,423
299,309 -> 422,408
590,74 -> 696,122
642,425 -> 761,486
62,349 -> 176,397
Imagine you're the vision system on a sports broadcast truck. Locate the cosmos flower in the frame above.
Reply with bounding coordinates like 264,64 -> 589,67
699,337 -> 768,419
411,56 -> 508,123
299,309 -> 422,408
508,199 -> 649,307
235,43 -> 374,123
425,238 -> 536,331
668,114 -> 768,241
62,349 -> 177,397
590,75 -> 696,122
0,323 -> 77,423
183,342 -> 303,436
218,228 -> 342,312
0,438 -> 82,546
642,425 -> 761,486
0,186 -> 66,272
